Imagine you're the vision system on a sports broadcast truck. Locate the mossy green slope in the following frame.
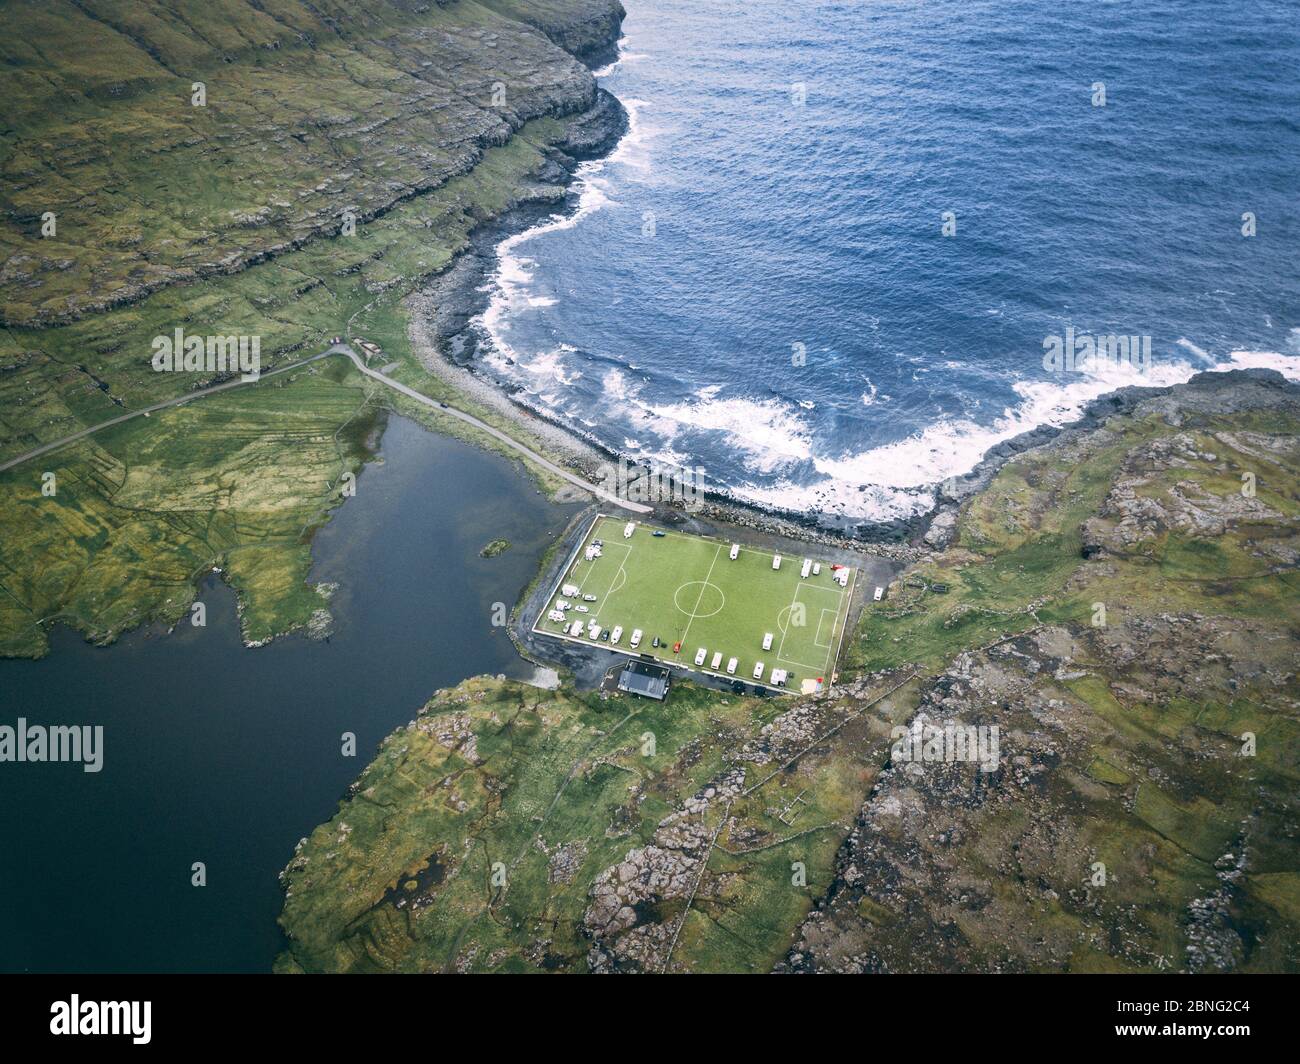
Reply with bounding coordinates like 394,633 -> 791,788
0,0 -> 621,325
278,373 -> 1300,973
787,373 -> 1300,972
276,669 -> 918,973
0,0 -> 624,656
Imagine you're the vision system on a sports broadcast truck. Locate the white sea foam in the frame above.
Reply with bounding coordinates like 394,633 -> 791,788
729,349 -> 1300,520
643,395 -> 812,474
602,367 -> 634,400
469,42 -> 1300,525
476,81 -> 653,378
1176,337 -> 1212,362
478,176 -> 615,363
1220,348 -> 1300,380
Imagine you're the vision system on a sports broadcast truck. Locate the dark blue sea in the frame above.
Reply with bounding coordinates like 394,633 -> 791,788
478,0 -> 1300,521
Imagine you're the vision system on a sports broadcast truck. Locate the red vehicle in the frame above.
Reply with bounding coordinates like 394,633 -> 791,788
673,641 -> 682,654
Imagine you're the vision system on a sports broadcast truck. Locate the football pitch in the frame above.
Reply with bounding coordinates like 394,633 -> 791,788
533,514 -> 857,692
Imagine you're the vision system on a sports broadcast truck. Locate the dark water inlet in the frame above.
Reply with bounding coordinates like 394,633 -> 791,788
0,417 -> 579,972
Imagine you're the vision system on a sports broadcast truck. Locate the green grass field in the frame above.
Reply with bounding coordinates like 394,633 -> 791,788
533,515 -> 857,691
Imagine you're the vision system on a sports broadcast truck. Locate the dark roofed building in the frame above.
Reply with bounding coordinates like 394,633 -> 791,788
617,660 -> 670,701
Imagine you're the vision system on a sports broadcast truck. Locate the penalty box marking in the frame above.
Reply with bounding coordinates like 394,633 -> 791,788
813,607 -> 837,650
777,583 -> 847,673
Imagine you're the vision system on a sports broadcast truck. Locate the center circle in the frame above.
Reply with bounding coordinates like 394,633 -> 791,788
673,581 -> 725,619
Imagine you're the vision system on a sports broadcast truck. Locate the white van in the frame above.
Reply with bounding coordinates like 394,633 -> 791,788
726,657 -> 738,675
710,651 -> 723,670
812,563 -> 821,576
610,625 -> 623,644
874,585 -> 884,601
624,521 -> 635,538
630,629 -> 642,649
762,632 -> 773,651
772,554 -> 782,570
568,621 -> 584,636
694,647 -> 707,666
729,543 -> 739,560
800,559 -> 811,579
752,662 -> 764,680
562,583 -> 579,597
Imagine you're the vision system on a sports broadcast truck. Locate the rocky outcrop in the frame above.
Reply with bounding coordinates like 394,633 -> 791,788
584,769 -> 744,973
484,0 -> 627,62
1082,430 -> 1289,557
779,371 -> 1300,974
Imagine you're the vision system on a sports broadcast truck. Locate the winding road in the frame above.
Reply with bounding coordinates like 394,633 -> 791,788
0,343 -> 651,514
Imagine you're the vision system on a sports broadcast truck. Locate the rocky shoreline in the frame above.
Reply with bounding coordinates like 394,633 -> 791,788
396,21 -> 1299,563
406,130 -> 1297,562
404,57 -> 931,558
922,366 -> 1300,549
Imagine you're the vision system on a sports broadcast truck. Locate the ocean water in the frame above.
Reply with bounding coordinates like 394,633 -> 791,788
478,0 -> 1300,523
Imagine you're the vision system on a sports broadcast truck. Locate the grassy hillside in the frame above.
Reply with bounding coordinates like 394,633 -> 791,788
0,0 -> 624,656
793,372 -> 1300,972
277,372 -> 1300,973
0,0 -> 621,324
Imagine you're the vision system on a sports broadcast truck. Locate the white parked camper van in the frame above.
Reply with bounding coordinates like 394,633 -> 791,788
710,651 -> 723,670
772,554 -> 782,570
874,585 -> 884,601
800,559 -> 811,579
726,657 -> 738,675
630,629 -> 643,649
729,543 -> 739,560
624,521 -> 635,538
762,632 -> 773,651
611,625 -> 623,644
694,647 -> 707,666
753,662 -> 764,680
